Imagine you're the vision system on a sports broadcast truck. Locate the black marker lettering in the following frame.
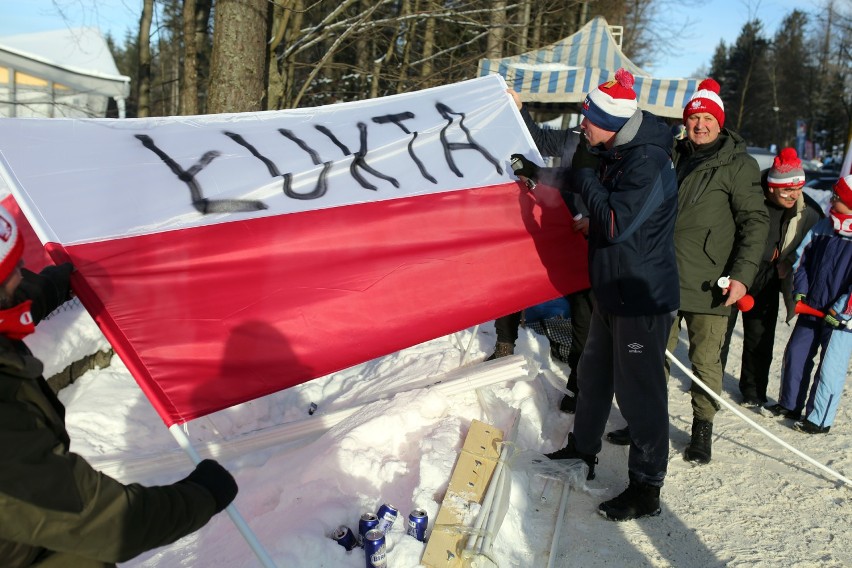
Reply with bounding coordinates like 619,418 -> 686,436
435,103 -> 502,177
316,123 -> 399,191
372,112 -> 437,184
277,129 -> 332,200
135,134 -> 267,214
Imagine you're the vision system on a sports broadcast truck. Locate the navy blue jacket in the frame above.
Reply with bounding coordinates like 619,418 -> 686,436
794,217 -> 852,330
571,111 -> 680,316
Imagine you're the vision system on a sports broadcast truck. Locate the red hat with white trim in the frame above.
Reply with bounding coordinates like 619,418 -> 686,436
834,175 -> 852,208
767,148 -> 806,189
683,78 -> 725,128
0,205 -> 23,283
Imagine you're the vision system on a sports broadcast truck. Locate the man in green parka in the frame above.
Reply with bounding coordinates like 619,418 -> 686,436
668,79 -> 769,463
0,205 -> 238,567
606,78 -> 769,464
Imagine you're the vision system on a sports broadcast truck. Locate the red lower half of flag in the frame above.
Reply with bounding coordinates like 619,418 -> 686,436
50,182 -> 589,425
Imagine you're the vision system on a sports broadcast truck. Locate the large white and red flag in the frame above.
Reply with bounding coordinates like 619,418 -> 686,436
0,75 -> 589,426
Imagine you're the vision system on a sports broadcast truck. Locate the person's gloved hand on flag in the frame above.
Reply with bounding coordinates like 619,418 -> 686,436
179,459 -> 239,513
510,153 -> 539,189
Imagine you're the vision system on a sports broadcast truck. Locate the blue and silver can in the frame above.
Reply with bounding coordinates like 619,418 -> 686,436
407,508 -> 428,541
358,513 -> 380,539
363,529 -> 387,567
331,525 -> 358,551
375,503 -> 398,533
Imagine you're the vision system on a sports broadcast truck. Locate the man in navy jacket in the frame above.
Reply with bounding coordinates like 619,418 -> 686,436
515,68 -> 679,521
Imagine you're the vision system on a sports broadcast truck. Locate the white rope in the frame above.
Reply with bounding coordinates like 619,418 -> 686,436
666,350 -> 852,488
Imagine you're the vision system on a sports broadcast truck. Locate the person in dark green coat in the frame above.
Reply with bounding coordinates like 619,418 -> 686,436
669,79 -> 769,463
0,205 -> 238,567
606,78 -> 769,464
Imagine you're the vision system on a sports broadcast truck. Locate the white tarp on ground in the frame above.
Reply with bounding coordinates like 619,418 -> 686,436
0,27 -> 129,118
477,17 -> 701,119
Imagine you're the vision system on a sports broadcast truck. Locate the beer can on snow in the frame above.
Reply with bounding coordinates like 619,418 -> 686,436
407,508 -> 428,541
359,512 -> 380,538
363,529 -> 387,568
331,525 -> 358,551
375,503 -> 398,533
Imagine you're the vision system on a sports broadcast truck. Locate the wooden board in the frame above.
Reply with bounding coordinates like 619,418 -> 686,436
421,419 -> 504,568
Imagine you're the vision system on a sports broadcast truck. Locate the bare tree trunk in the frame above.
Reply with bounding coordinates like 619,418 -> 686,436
485,0 -> 506,59
518,0 -> 531,51
531,5 -> 543,48
419,5 -> 435,79
137,0 -> 154,117
208,0 -> 269,113
267,0 -> 294,110
395,0 -> 413,93
356,0 -> 372,95
181,0 -> 200,115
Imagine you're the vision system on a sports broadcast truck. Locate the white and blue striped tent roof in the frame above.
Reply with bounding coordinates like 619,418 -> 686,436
477,17 -> 701,119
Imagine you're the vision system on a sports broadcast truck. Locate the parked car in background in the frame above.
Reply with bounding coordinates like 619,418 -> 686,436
747,147 -> 775,171
805,175 -> 840,192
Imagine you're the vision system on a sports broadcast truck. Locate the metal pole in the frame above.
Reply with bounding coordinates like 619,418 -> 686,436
546,480 -> 571,568
168,424 -> 279,568
464,408 -> 520,553
459,324 -> 481,367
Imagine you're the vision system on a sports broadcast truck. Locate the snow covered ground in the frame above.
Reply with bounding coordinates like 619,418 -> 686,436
25,294 -> 851,568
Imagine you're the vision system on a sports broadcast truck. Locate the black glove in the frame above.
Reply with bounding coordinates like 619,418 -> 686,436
571,141 -> 599,171
15,262 -> 76,323
180,459 -> 238,513
510,153 -> 540,181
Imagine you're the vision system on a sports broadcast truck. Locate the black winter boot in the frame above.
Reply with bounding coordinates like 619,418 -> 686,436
605,426 -> 631,446
486,341 -> 514,361
598,480 -> 661,521
684,419 -> 713,464
544,432 -> 597,480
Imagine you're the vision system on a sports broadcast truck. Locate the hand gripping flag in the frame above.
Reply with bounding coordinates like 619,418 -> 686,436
0,75 -> 589,426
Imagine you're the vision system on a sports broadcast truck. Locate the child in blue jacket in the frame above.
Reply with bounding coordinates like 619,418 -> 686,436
767,175 -> 852,433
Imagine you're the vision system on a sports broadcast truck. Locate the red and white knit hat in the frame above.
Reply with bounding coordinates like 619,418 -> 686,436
0,205 -> 23,283
834,175 -> 852,208
683,78 -> 725,127
767,147 -> 806,189
581,68 -> 638,132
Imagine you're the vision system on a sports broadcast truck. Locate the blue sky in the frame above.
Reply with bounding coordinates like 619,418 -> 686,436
0,0 -> 818,79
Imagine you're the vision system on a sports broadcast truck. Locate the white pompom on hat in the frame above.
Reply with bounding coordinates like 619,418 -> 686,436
581,68 -> 638,132
0,205 -> 23,283
767,148 -> 806,189
683,78 -> 725,128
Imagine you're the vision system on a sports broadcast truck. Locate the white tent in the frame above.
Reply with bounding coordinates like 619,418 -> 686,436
478,17 -> 700,119
0,27 -> 130,118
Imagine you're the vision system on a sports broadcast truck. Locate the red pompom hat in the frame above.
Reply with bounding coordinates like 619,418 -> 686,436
767,147 -> 806,189
683,78 -> 725,128
581,68 -> 638,132
835,175 -> 852,208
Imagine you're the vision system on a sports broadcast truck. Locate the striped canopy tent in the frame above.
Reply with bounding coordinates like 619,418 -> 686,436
477,17 -> 700,119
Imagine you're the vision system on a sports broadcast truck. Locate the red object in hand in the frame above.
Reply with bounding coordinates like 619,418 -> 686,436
736,294 -> 755,312
794,300 -> 825,318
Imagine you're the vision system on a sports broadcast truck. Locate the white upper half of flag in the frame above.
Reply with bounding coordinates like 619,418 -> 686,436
0,75 -> 541,245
